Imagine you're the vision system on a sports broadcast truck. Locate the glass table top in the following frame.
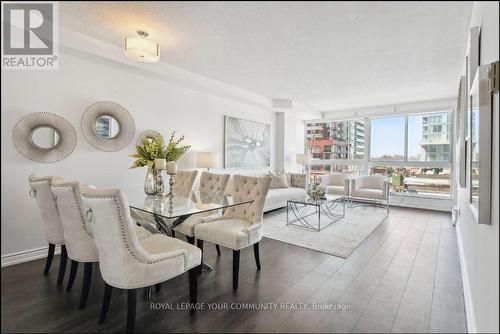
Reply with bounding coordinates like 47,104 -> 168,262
123,187 -> 254,219
287,194 -> 345,206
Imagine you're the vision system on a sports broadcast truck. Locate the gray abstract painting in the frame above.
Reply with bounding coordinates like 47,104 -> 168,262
224,116 -> 271,168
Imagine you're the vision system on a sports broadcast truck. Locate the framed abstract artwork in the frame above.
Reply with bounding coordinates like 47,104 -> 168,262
224,116 -> 271,168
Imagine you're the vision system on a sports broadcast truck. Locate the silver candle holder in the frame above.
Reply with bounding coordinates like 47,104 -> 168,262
166,161 -> 177,200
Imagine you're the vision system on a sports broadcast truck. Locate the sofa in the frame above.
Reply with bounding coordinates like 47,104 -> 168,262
225,172 -> 307,212
264,173 -> 307,212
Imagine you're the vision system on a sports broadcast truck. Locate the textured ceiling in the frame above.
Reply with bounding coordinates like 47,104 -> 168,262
59,1 -> 473,111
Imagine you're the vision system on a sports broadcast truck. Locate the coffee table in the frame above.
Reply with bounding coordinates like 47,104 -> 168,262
287,194 -> 346,231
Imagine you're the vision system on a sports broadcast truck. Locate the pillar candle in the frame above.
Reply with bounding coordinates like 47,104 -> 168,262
166,161 -> 177,175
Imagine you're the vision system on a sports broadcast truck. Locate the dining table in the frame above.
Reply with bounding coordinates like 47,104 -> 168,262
122,187 -> 254,270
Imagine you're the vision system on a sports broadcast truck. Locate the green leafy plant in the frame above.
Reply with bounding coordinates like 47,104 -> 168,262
129,132 -> 191,171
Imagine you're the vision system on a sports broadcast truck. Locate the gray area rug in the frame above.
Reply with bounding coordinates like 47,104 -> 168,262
263,205 -> 388,258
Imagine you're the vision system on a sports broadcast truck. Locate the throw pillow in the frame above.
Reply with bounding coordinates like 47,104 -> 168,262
268,171 -> 289,189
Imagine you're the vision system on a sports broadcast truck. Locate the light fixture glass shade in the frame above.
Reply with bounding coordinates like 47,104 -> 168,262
197,152 -> 219,169
296,153 -> 312,165
124,37 -> 160,63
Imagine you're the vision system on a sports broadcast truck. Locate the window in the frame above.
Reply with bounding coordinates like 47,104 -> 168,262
305,111 -> 453,199
370,116 -> 405,161
305,119 -> 365,160
370,166 -> 451,197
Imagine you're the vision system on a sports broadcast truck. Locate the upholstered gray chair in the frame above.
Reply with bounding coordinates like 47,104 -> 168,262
319,173 -> 350,196
194,175 -> 271,290
28,174 -> 67,286
174,172 -> 230,247
81,187 -> 201,333
351,175 -> 390,212
51,181 -> 152,309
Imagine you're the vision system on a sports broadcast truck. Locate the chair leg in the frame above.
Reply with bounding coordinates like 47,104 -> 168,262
188,267 -> 198,314
99,283 -> 113,324
196,239 -> 204,275
78,263 -> 93,310
233,250 -> 240,290
127,289 -> 137,333
144,286 -> 153,300
44,243 -> 55,275
215,244 -> 221,256
253,243 -> 261,270
186,236 -> 195,245
57,245 -> 68,286
171,230 -> 176,238
66,260 -> 79,291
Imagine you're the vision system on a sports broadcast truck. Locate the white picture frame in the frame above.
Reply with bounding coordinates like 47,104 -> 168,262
469,66 -> 492,225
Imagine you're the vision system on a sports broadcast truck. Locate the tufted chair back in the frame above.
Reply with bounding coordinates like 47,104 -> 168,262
28,174 -> 65,245
198,172 -> 230,203
223,175 -> 271,223
173,170 -> 198,198
80,187 -> 187,288
51,181 -> 98,263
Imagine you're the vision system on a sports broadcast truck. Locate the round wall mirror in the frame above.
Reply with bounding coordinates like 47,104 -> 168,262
95,115 -> 120,139
82,101 -> 135,152
30,126 -> 60,149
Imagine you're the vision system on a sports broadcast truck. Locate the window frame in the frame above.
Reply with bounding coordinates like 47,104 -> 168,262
305,110 -> 455,200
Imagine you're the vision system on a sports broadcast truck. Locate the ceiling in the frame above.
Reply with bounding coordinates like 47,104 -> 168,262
59,1 -> 473,112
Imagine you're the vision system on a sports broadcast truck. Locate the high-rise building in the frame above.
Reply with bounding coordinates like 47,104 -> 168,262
420,113 -> 452,161
305,120 -> 365,175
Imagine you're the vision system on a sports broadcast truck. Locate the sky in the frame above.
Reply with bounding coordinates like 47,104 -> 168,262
370,117 -> 407,158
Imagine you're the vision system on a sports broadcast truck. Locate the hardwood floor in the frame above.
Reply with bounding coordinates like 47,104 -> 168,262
1,207 -> 467,333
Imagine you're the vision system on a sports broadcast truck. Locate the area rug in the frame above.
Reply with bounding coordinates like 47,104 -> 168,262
263,205 -> 388,258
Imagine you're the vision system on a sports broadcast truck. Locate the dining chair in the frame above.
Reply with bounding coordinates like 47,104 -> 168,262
50,181 -> 99,309
80,187 -> 201,333
172,170 -> 198,198
51,180 -> 152,309
28,174 -> 67,286
174,172 -> 230,245
194,175 -> 271,290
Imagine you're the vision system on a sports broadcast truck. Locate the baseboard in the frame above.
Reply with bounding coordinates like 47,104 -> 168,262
1,245 -> 61,268
456,222 -> 477,333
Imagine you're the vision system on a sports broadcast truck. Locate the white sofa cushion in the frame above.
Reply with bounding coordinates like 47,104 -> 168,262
264,187 -> 306,211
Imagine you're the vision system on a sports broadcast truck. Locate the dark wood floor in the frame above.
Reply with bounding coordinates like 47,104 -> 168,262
1,207 -> 466,333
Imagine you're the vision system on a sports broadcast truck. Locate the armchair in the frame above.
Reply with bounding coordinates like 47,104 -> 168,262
318,173 -> 350,196
350,175 -> 390,212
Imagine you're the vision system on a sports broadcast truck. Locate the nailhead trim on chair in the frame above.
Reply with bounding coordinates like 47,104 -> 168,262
82,193 -> 188,270
54,184 -> 93,238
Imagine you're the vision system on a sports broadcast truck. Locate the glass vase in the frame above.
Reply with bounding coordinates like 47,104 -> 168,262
144,168 -> 157,196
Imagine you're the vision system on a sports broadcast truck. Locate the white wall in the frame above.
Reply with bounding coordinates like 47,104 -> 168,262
455,2 -> 499,332
1,37 -> 277,260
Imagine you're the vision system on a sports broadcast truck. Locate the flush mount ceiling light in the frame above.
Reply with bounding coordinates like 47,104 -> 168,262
124,30 -> 160,63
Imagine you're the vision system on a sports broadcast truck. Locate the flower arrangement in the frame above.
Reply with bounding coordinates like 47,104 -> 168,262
129,132 -> 191,171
